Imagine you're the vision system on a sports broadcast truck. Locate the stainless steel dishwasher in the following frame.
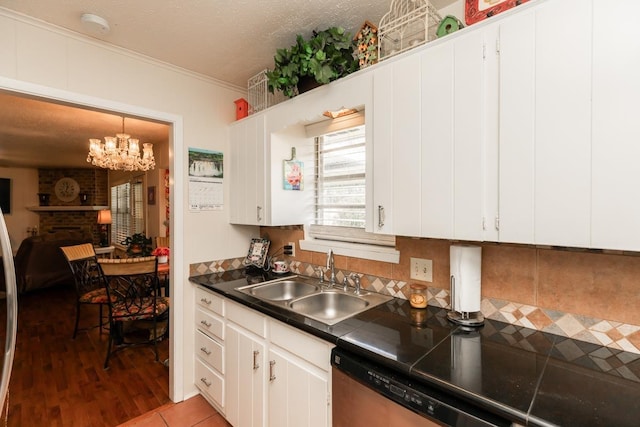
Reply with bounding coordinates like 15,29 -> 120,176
331,347 -> 511,427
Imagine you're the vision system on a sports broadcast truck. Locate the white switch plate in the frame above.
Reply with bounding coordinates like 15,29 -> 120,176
410,257 -> 433,282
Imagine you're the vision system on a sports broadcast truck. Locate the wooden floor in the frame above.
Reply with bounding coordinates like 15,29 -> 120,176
0,284 -> 180,426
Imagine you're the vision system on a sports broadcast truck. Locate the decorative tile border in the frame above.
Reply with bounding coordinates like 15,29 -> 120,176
190,258 -> 640,355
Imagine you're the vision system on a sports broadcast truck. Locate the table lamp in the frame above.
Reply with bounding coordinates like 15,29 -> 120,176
97,209 -> 112,247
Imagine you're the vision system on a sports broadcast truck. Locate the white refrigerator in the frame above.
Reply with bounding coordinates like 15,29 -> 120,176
0,209 -> 18,415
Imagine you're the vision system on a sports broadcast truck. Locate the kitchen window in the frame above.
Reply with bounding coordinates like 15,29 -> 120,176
314,125 -> 366,228
301,111 -> 398,262
110,177 -> 145,246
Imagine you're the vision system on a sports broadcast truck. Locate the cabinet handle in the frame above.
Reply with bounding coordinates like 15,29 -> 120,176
378,205 -> 385,228
257,206 -> 263,222
200,297 -> 211,305
200,346 -> 211,356
269,360 -> 276,381
200,377 -> 211,387
253,350 -> 260,370
200,319 -> 212,327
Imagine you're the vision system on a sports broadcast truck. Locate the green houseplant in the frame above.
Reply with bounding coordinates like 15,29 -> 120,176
266,27 -> 359,98
122,233 -> 153,257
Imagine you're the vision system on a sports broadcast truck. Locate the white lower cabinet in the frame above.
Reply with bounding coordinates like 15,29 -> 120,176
268,321 -> 332,427
194,287 -> 225,412
225,321 -> 266,427
222,299 -> 333,427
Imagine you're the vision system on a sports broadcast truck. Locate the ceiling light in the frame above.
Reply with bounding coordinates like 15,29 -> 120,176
87,117 -> 156,171
80,13 -> 110,35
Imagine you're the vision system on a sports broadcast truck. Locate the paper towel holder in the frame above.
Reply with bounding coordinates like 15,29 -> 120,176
447,275 -> 485,327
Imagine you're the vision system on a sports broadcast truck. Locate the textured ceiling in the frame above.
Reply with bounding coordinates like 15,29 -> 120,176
0,0 -> 458,168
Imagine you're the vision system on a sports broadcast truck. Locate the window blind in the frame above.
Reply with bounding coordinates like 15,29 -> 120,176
110,178 -> 144,246
315,125 -> 366,228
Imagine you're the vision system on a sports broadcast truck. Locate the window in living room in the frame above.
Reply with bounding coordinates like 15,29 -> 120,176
111,176 -> 145,247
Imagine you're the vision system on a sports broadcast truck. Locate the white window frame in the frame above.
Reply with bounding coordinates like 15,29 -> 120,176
110,174 -> 147,248
299,112 -> 399,263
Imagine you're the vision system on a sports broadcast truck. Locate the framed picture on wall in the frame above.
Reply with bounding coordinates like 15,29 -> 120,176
0,178 -> 10,214
147,186 -> 156,205
465,0 -> 530,25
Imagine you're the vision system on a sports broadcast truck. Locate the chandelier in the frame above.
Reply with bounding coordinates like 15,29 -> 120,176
86,117 -> 156,171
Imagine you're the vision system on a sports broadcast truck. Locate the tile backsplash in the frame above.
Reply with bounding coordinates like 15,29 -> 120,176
190,226 -> 640,355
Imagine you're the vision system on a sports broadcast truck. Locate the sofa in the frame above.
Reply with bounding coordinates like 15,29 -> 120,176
0,231 -> 92,293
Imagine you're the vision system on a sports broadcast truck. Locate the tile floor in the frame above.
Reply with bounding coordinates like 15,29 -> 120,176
118,394 -> 231,427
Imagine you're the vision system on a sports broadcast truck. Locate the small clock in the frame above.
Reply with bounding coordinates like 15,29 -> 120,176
54,177 -> 80,202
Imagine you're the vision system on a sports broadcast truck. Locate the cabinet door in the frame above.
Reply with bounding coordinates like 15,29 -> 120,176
591,0 -> 640,250
498,10 -> 536,244
268,347 -> 330,427
371,54 -> 422,236
453,29 -> 486,241
534,0 -> 592,247
225,323 -> 266,427
229,115 -> 266,225
421,42 -> 454,239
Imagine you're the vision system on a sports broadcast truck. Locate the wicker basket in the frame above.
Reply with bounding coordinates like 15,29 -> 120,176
378,0 -> 442,62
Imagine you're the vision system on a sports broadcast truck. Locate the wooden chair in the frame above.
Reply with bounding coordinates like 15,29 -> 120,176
98,256 -> 169,369
60,243 -> 111,339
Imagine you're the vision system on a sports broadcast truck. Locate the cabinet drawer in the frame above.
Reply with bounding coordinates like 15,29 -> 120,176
196,307 -> 224,340
195,358 -> 224,410
270,320 -> 333,371
195,286 -> 224,315
226,300 -> 266,338
195,329 -> 223,373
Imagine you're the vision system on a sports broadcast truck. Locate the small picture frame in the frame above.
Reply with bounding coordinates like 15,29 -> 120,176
243,238 -> 270,268
147,186 -> 156,205
283,159 -> 304,191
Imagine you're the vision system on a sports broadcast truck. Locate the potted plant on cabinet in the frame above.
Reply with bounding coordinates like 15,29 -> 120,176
266,27 -> 359,98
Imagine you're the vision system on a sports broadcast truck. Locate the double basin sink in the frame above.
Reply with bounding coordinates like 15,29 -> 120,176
235,275 -> 393,325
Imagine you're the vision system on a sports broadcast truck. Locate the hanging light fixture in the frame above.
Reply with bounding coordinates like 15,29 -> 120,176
86,117 -> 156,171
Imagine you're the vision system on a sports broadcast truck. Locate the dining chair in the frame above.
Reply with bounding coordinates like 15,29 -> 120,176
60,243 -> 111,339
98,256 -> 169,369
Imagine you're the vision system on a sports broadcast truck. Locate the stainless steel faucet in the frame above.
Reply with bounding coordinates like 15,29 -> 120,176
349,273 -> 361,295
327,250 -> 336,285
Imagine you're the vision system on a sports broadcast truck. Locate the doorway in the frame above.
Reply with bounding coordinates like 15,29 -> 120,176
0,78 -> 185,402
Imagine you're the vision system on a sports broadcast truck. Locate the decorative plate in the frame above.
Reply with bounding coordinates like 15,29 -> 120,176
54,177 -> 80,202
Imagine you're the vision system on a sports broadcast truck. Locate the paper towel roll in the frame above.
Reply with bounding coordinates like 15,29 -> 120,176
450,245 -> 482,313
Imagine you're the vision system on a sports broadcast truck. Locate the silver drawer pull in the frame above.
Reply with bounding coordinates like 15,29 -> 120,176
269,360 -> 276,382
200,297 -> 211,305
200,319 -> 212,327
253,350 -> 260,370
200,377 -> 211,387
200,346 -> 211,356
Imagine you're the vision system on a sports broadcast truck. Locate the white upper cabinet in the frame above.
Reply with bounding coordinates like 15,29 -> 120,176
421,42 -> 454,239
372,54 -> 422,236
452,28 -> 488,242
229,114 -> 266,225
591,0 -> 640,251
533,0 -> 592,248
497,10 -> 536,244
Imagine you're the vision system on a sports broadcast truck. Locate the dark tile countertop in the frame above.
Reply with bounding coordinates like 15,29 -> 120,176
190,269 -> 640,427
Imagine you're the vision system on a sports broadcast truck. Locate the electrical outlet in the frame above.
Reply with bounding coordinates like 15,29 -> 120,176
284,241 -> 295,257
410,257 -> 433,282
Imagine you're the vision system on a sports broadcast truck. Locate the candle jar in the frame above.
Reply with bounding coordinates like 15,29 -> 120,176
409,283 -> 428,309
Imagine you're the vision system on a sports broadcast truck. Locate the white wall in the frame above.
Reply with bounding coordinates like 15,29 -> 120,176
0,9 -> 258,401
0,167 -> 39,252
